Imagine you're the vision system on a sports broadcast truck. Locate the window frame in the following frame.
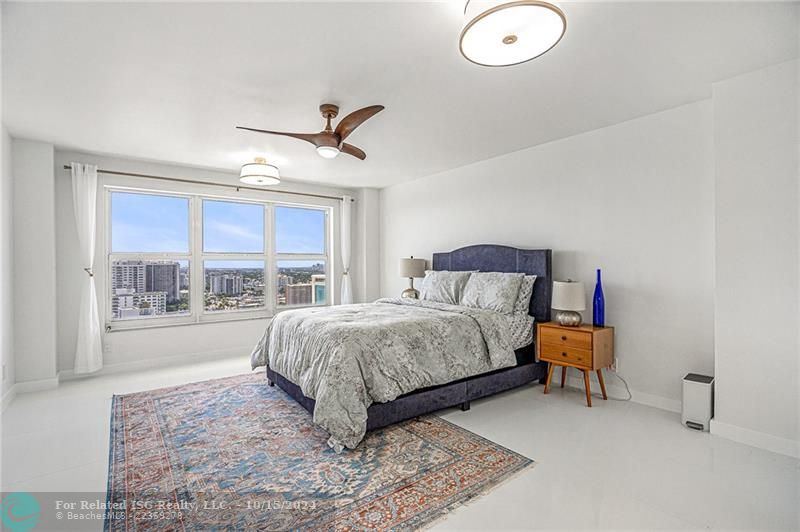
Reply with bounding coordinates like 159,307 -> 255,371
273,203 -> 331,309
105,189 -> 194,327
199,197 -> 268,318
103,185 -> 333,331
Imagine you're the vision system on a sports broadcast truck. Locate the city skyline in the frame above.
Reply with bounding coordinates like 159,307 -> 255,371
109,192 -> 328,319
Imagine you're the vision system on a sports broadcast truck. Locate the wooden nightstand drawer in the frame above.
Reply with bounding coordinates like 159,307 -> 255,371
539,326 -> 592,350
540,343 -> 592,368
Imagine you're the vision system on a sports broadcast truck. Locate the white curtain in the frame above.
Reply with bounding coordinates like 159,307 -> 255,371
340,195 -> 353,304
71,163 -> 103,374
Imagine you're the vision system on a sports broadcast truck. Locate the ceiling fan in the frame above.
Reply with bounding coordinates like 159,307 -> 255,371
237,103 -> 384,160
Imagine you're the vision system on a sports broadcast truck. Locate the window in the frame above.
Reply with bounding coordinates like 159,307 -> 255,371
109,192 -> 191,321
202,200 -> 267,313
202,200 -> 264,253
106,189 -> 331,327
275,206 -> 328,307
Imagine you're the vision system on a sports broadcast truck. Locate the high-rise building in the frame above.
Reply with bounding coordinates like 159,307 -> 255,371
286,283 -> 312,305
311,274 -> 326,305
111,261 -> 147,293
277,274 -> 293,290
179,271 -> 190,290
146,262 -> 180,302
208,273 -> 243,295
111,260 -> 180,302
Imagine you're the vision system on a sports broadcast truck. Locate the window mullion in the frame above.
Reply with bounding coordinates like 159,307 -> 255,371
191,195 -> 202,323
265,204 -> 275,315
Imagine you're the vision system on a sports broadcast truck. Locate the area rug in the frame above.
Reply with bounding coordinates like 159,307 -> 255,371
106,372 -> 533,530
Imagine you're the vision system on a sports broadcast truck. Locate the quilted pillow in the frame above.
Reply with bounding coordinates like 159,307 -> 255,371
513,275 -> 538,314
419,270 -> 473,305
461,272 -> 525,314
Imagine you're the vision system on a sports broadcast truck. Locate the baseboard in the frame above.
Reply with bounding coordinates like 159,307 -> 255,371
1,384 -> 17,412
58,347 -> 249,381
563,371 -> 682,413
13,375 -> 60,394
710,419 -> 799,459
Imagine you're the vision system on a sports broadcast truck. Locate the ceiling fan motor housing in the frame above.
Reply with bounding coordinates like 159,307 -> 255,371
319,103 -> 339,119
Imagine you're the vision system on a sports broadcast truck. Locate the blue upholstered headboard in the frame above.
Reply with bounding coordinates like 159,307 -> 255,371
432,245 -> 552,322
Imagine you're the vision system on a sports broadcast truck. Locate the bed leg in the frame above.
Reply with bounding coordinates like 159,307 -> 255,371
267,378 -> 275,387
460,401 -> 471,412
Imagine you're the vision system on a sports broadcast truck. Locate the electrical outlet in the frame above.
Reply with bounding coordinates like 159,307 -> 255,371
2,363 -> 6,381
612,357 -> 619,372
103,341 -> 112,354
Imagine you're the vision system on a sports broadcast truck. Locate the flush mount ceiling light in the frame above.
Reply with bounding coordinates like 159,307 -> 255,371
239,157 -> 280,186
460,0 -> 566,67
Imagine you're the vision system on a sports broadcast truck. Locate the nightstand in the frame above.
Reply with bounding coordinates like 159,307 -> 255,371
536,322 -> 614,407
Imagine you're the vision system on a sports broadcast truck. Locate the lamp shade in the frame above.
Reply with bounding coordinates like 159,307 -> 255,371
460,0 -> 567,67
399,257 -> 426,278
552,280 -> 586,311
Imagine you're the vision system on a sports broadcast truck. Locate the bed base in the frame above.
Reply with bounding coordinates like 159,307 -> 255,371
266,358 -> 548,432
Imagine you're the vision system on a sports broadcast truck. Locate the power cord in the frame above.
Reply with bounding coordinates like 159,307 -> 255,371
605,369 -> 632,402
561,367 -> 632,401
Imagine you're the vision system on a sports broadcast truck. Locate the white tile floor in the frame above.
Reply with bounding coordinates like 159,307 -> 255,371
2,357 -> 798,530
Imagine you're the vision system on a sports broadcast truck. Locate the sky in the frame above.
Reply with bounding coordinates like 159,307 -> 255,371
111,192 -> 326,268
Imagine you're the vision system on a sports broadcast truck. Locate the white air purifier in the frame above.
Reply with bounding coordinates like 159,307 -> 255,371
682,373 -> 714,431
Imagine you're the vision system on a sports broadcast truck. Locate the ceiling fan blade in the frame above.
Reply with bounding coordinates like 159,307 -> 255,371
340,143 -> 366,160
334,105 -> 384,143
236,126 -> 325,147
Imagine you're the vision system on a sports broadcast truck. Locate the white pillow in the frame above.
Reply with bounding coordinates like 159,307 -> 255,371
513,275 -> 538,314
419,270 -> 473,305
461,272 -> 525,314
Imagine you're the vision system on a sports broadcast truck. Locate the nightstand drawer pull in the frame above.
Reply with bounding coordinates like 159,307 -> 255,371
561,336 -> 567,341
562,352 -> 567,357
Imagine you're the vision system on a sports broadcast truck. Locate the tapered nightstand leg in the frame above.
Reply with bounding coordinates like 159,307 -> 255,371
544,363 -> 555,394
560,366 -> 567,388
582,370 -> 592,407
596,369 -> 608,400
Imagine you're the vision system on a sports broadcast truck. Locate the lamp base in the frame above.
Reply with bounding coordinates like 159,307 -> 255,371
401,287 -> 419,299
555,310 -> 582,327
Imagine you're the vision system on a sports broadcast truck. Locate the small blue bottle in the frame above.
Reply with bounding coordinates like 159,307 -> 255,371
593,269 -> 605,327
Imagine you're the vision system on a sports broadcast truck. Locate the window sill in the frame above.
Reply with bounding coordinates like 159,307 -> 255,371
105,312 -> 273,333
104,304 -> 332,333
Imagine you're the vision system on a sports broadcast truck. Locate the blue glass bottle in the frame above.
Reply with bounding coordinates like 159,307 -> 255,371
593,269 -> 605,327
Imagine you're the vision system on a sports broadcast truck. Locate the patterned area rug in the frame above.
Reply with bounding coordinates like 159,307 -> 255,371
106,373 -> 533,530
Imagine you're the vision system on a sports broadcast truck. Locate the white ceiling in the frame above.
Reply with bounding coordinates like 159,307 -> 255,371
3,2 -> 798,188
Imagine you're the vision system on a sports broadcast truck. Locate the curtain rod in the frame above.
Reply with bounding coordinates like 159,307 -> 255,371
62,165 -> 355,202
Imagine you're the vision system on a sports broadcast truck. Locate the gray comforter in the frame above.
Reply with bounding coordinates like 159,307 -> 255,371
250,298 -> 519,451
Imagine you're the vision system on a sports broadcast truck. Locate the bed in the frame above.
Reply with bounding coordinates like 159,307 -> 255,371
252,244 -> 552,451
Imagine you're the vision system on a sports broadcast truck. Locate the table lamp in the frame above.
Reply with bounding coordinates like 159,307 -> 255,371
399,257 -> 426,299
552,280 -> 586,326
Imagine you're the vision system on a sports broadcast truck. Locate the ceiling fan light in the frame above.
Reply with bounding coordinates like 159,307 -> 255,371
240,157 -> 281,186
316,145 -> 340,159
460,0 -> 566,67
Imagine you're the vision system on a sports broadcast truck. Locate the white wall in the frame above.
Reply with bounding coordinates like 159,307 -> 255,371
380,100 -> 716,407
0,127 -> 13,401
12,139 -> 57,384
52,149 -> 364,375
712,60 -> 799,457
